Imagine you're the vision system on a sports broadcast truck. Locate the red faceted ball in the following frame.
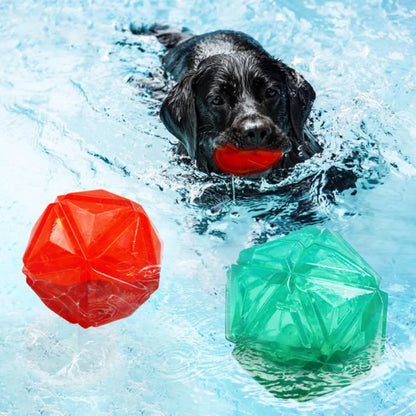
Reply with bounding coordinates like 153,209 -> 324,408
213,144 -> 283,175
22,190 -> 162,328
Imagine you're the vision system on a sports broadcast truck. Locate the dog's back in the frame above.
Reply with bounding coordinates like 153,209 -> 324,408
131,24 -> 269,81
162,30 -> 269,80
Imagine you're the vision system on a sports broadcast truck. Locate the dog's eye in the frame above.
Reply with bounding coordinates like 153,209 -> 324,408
265,87 -> 278,98
210,95 -> 225,106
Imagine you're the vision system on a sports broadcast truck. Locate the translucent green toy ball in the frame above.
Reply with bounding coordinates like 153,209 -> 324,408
226,226 -> 388,367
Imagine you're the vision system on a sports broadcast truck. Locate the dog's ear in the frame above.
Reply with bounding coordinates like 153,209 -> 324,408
285,68 -> 320,158
160,72 -> 198,159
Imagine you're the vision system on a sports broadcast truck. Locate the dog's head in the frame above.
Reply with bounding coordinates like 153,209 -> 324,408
160,53 -> 317,174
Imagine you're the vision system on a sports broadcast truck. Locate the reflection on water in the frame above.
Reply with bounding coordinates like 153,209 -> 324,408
23,314 -> 119,388
232,343 -> 382,402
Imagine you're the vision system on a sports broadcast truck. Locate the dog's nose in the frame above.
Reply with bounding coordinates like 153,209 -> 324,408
241,118 -> 273,145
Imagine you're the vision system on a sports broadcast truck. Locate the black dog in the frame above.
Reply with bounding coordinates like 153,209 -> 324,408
132,25 -> 321,175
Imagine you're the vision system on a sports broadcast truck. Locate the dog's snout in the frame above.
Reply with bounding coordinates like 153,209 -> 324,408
240,118 -> 273,145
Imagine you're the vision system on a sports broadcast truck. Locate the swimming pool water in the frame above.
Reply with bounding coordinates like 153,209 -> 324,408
1,0 -> 415,414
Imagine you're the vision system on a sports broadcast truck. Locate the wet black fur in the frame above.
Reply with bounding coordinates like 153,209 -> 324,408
137,27 -> 322,174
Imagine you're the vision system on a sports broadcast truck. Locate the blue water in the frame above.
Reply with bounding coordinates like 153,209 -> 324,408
1,0 -> 416,414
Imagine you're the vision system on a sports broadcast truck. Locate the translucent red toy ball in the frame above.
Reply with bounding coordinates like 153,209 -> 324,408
22,190 -> 162,328
214,144 -> 283,175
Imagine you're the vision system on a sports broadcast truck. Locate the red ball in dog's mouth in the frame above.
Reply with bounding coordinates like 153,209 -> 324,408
213,144 -> 283,175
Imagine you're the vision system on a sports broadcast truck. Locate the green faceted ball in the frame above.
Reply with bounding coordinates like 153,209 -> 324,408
225,226 -> 388,366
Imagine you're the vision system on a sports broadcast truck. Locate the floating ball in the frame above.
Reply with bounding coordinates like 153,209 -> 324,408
22,190 -> 162,328
213,144 -> 283,175
226,226 -> 388,366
